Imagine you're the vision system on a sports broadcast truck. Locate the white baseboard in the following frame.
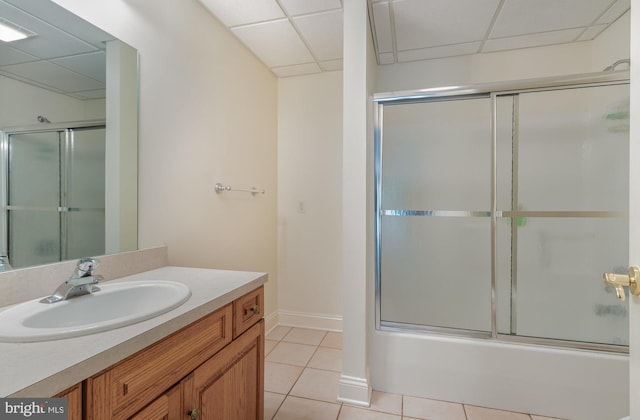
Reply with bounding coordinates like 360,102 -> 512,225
264,310 -> 279,334
277,310 -> 342,331
337,374 -> 371,407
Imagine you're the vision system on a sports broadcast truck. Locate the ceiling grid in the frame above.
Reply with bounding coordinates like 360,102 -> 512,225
198,0 -> 630,77
0,0 -> 631,90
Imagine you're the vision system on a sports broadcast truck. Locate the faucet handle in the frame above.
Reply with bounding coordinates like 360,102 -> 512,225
74,257 -> 100,278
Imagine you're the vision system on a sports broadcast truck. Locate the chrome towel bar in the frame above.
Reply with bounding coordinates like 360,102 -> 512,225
214,182 -> 265,196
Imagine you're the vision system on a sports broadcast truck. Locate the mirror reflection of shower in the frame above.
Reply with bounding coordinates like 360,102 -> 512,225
1,123 -> 106,269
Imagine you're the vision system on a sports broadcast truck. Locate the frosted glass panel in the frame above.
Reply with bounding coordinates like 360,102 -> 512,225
9,132 -> 60,207
381,98 -> 491,210
494,84 -> 629,345
513,218 -> 628,345
68,128 -> 105,209
8,211 -> 60,268
67,212 -> 105,259
66,128 -> 106,259
495,218 -> 513,334
516,85 -> 629,212
495,96 -> 514,211
380,217 -> 492,332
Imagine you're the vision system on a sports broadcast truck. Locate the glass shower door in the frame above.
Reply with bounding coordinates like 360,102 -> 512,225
379,97 -> 493,333
496,84 -> 629,346
7,131 -> 62,268
5,127 -> 106,268
375,77 -> 629,349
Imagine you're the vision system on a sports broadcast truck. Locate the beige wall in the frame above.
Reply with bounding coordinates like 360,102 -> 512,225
53,0 -> 279,321
277,71 -> 343,329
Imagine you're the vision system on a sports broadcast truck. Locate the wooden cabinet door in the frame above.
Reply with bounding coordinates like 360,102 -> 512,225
183,320 -> 264,420
55,384 -> 82,420
128,384 -> 181,420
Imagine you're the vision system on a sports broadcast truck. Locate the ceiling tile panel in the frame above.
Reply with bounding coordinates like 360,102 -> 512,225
72,88 -> 106,100
398,41 -> 481,62
320,59 -> 343,71
596,0 -> 631,24
271,62 -> 321,77
279,0 -> 341,16
294,10 -> 343,61
577,24 -> 608,41
378,52 -> 395,64
231,19 -> 314,68
2,0 -> 114,48
51,51 -> 106,83
1,61 -> 105,92
191,0 -> 628,75
371,1 -> 393,53
483,28 -> 585,53
491,0 -> 613,38
0,1 -> 99,59
198,0 -> 284,27
393,0 -> 501,50
0,43 -> 37,66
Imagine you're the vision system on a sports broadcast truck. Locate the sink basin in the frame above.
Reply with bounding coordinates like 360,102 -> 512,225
0,280 -> 191,342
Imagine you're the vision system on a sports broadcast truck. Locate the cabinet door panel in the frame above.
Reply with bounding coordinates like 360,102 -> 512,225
54,384 -> 82,420
129,384 -> 180,420
184,320 -> 264,420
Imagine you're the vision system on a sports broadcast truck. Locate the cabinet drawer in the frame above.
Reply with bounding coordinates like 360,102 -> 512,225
233,286 -> 264,338
86,304 -> 232,420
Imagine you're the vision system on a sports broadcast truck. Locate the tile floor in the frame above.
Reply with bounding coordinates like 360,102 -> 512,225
264,326 -> 566,420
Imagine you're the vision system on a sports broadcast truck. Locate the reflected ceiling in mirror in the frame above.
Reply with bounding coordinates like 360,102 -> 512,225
0,0 -> 114,99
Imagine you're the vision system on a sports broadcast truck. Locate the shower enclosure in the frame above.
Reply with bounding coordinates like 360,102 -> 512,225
374,72 -> 629,351
0,123 -> 106,269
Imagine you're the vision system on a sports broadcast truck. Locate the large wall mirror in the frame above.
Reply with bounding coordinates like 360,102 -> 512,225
0,0 -> 138,269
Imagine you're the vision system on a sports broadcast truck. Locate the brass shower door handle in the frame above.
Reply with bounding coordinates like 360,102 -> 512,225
603,267 -> 640,301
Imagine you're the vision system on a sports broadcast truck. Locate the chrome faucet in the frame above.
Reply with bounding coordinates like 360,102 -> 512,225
40,258 -> 103,304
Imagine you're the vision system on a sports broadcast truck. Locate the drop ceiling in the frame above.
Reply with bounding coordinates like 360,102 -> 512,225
0,0 -> 114,100
198,0 -> 630,78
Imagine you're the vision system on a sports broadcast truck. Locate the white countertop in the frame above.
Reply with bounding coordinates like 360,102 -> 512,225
0,266 -> 267,397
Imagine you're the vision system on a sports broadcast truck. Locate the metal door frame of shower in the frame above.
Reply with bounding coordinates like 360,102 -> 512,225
0,120 -> 106,265
373,70 -> 630,353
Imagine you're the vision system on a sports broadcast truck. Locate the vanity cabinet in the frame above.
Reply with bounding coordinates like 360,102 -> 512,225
84,286 -> 264,420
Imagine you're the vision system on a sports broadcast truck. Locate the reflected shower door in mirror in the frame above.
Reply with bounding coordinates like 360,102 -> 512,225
5,126 -> 105,268
375,77 -> 629,350
0,0 -> 138,270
